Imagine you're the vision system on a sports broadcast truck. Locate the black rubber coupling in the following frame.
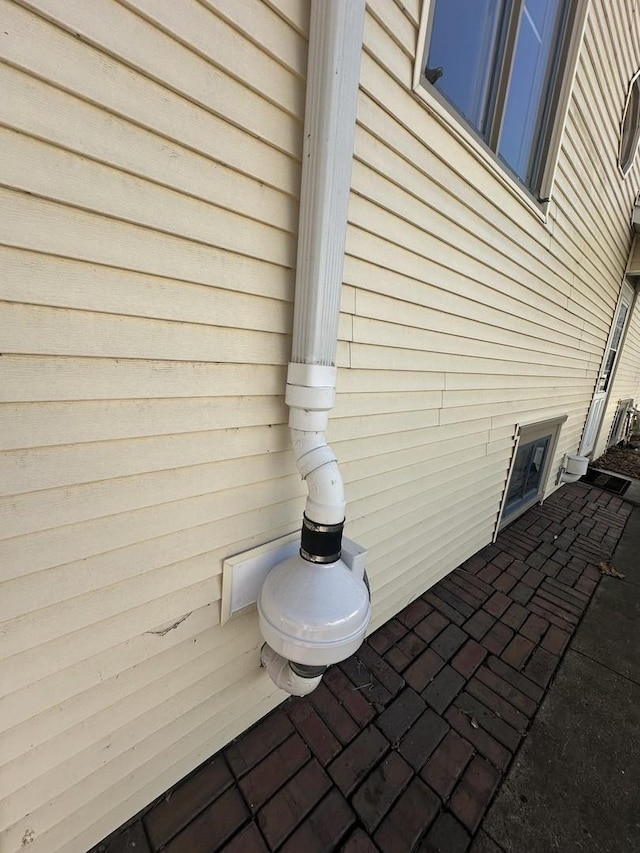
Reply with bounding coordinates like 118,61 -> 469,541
289,661 -> 327,679
300,514 -> 344,564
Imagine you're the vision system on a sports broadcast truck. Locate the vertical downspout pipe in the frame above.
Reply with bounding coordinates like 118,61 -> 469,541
258,0 -> 370,696
291,0 -> 365,369
287,0 -> 366,533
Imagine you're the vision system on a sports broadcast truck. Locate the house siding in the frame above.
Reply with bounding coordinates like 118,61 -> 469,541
0,2 -> 310,851
1,1 -> 640,851
343,0 -> 639,623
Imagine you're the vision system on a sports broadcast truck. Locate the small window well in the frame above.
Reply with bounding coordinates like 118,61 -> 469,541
619,69 -> 640,176
499,416 -> 566,529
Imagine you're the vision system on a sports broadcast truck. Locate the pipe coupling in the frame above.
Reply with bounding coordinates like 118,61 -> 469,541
300,514 -> 344,563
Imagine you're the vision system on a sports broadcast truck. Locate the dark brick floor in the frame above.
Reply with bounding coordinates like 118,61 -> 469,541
92,483 -> 632,853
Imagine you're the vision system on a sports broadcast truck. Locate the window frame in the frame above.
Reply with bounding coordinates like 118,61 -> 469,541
607,398 -> 634,448
618,67 -> 640,177
413,0 -> 589,221
497,415 -> 567,531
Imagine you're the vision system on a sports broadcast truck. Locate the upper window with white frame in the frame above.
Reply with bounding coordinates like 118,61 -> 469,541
418,0 -> 580,202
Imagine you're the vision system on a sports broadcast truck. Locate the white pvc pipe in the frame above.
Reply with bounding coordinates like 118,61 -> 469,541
257,1 -> 370,696
558,453 -> 589,484
558,471 -> 582,484
291,428 -> 346,525
260,645 -> 323,696
286,0 -> 365,528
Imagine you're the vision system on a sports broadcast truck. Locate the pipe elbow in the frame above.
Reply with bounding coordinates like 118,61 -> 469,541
558,453 -> 589,485
558,470 -> 583,484
260,644 -> 323,696
290,429 -> 330,462
306,459 -> 345,523
290,427 -> 345,525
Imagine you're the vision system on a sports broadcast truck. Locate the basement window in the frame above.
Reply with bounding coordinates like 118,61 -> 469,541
500,416 -> 566,527
619,70 -> 640,176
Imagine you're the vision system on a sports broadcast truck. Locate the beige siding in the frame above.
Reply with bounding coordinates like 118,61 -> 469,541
348,0 -> 639,579
0,1 -> 309,851
2,1 -> 640,851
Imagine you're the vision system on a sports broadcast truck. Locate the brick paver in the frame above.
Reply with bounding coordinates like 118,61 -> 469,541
279,789 -> 354,852
257,760 -> 331,848
397,708 -> 449,770
309,683 -> 360,744
423,665 -> 466,714
500,600 -> 529,630
163,787 -> 248,852
384,629 -> 426,672
425,811 -> 471,852
225,711 -> 292,778
351,752 -> 413,832
95,483 -> 632,853
373,776 -> 440,851
479,621 -> 513,655
431,623 -> 468,660
144,756 -> 232,848
328,726 -> 388,795
405,647 -> 446,692
421,729 -> 474,798
449,756 -> 501,832
501,633 -> 535,669
238,734 -> 309,812
452,639 -> 487,678
464,609 -> 495,641
288,699 -> 341,766
340,828 -> 380,852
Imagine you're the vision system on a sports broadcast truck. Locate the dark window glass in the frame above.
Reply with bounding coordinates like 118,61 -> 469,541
426,0 -> 509,134
505,435 -> 551,515
499,0 -> 562,182
620,76 -> 640,174
599,302 -> 629,392
425,0 -> 572,196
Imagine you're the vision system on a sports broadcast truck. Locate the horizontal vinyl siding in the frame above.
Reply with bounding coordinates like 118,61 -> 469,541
2,2 -> 640,852
349,0 -> 639,638
0,1 -> 309,851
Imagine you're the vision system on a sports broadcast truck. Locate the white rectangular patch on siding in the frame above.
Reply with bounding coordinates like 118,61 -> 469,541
220,532 -> 299,624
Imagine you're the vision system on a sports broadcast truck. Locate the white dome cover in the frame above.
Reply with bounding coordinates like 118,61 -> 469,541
258,552 -> 371,666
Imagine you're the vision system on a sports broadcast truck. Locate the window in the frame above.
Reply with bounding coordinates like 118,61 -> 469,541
607,399 -> 634,448
505,434 -> 551,515
619,70 -> 640,176
599,298 -> 630,393
500,417 -> 566,527
420,0 -> 577,200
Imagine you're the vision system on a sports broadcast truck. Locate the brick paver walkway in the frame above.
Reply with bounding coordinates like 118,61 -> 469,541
94,483 -> 632,853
